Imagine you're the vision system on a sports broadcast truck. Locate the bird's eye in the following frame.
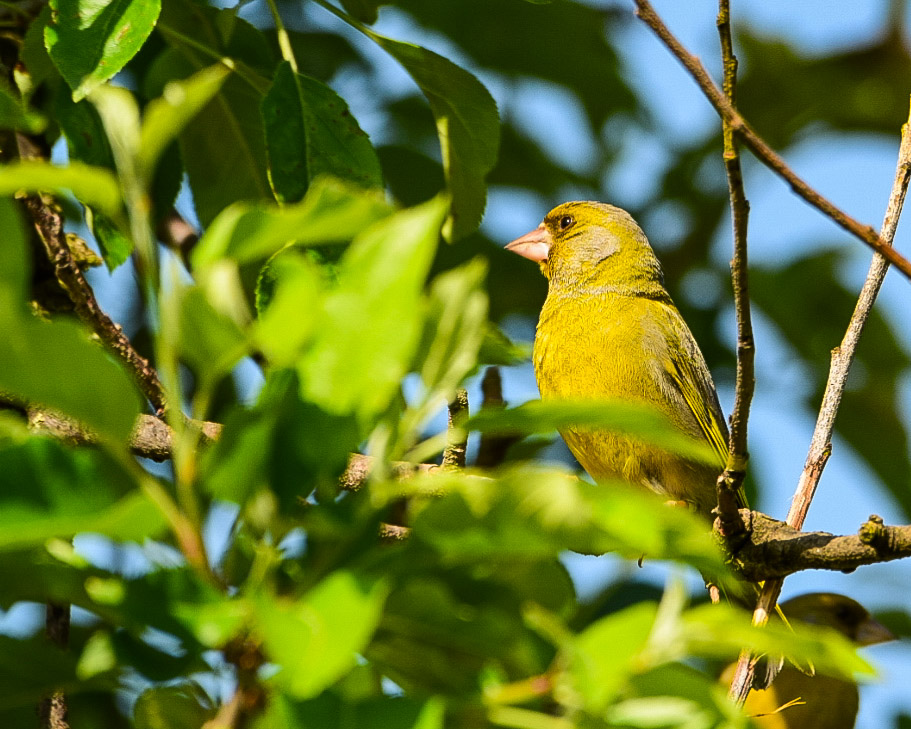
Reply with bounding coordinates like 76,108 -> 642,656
558,215 -> 575,231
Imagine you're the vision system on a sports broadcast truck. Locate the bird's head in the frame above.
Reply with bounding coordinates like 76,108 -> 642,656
505,201 -> 665,295
782,593 -> 895,646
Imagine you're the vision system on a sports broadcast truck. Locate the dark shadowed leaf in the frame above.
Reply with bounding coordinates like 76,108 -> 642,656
262,61 -> 382,203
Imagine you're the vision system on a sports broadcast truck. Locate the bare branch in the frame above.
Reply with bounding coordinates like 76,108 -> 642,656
713,0 -> 754,543
729,97 -> 911,702
633,0 -> 911,281
725,511 -> 911,581
21,193 -> 169,414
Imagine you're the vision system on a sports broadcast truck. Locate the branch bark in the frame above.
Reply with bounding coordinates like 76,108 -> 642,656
714,0 -> 754,543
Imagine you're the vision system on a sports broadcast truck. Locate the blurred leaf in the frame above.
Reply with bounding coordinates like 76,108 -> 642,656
0,82 -> 45,132
677,603 -> 873,679
254,693 -> 444,729
254,253 -> 325,365
469,399 -> 718,465
569,602 -> 658,712
753,251 -> 911,519
355,24 -> 499,240
737,28 -> 911,145
138,62 -> 232,182
369,574 -> 552,694
401,467 -> 729,581
202,369 -> 360,509
155,1 -> 274,225
339,0 -> 383,24
254,571 -> 389,699
0,160 -> 121,216
0,198 -> 27,312
194,177 -> 392,269
0,438 -> 165,551
0,634 -> 81,707
45,0 -> 161,101
392,0 -> 635,129
177,285 -> 248,388
134,684 -> 216,729
0,316 -> 142,442
297,195 -> 447,429
262,61 -> 382,203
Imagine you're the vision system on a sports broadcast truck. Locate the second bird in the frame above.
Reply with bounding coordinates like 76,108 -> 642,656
506,201 -> 740,517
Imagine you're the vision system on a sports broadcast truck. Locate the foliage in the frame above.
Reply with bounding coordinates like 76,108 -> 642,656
0,0 -> 908,727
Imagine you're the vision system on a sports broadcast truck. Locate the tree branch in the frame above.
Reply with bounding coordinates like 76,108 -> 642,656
21,193 -> 169,414
729,95 -> 911,703
633,0 -> 911,281
725,511 -> 911,581
714,0 -> 754,543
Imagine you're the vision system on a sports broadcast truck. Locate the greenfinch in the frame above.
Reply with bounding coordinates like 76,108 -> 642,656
720,593 -> 894,729
506,201 -> 738,517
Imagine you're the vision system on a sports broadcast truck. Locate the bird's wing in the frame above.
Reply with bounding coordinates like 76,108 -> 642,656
661,312 -> 749,510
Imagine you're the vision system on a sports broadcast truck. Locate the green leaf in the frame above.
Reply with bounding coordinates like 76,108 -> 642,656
363,31 -> 498,240
469,399 -> 718,465
402,467 -> 729,580
0,635 -> 81,706
0,160 -> 120,216
0,438 -> 165,551
417,259 -> 489,402
0,83 -> 45,133
254,253 -> 325,366
138,62 -> 232,182
569,602 -> 659,713
177,285 -> 248,388
0,316 -> 142,442
678,603 -> 874,679
202,370 -> 360,509
84,207 -> 133,269
134,684 -> 216,729
155,1 -> 275,225
0,197 -> 28,313
297,196 -> 447,429
45,0 -> 161,101
262,61 -> 382,204
253,694 -> 444,729
338,0 -> 384,24
193,177 -> 392,269
254,571 -> 389,699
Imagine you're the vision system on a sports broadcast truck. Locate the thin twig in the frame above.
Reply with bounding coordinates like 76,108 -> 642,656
728,100 -> 911,702
633,0 -> 911,281
714,0 -> 754,542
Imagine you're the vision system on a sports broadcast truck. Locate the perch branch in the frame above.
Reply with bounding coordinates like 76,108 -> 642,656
714,0 -> 754,543
726,511 -> 911,581
633,0 -> 911,281
729,97 -> 911,702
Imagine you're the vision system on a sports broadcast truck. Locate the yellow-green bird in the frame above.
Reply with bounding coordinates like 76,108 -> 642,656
506,201 -> 737,517
720,593 -> 894,729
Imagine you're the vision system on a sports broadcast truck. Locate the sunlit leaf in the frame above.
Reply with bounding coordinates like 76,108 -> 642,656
254,571 -> 389,699
45,0 -> 161,101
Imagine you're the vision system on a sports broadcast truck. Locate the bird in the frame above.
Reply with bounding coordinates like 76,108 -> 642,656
505,201 -> 737,518
720,593 -> 895,729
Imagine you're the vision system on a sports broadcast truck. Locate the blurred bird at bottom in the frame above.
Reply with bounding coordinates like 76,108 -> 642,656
720,593 -> 894,729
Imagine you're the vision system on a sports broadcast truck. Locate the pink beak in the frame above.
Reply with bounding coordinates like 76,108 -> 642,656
505,224 -> 552,262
